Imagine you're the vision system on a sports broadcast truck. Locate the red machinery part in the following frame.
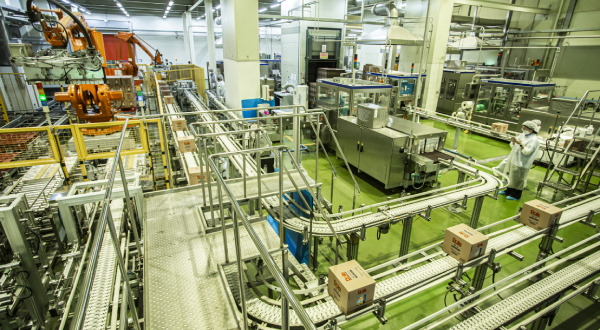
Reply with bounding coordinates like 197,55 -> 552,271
55,84 -> 123,123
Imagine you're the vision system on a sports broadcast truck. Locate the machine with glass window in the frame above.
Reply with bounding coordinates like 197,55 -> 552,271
316,77 -> 392,130
364,71 -> 426,115
470,78 -> 555,130
336,115 -> 449,189
437,69 -> 477,115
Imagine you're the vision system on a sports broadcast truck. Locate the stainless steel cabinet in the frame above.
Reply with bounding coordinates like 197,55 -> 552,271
337,116 -> 409,189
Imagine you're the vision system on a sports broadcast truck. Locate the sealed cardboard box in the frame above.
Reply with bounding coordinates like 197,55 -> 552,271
442,224 -> 488,263
188,166 -> 211,184
164,96 -> 175,104
564,139 -> 587,152
328,260 -> 375,315
171,118 -> 187,131
177,136 -> 196,153
491,122 -> 508,134
520,199 -> 563,230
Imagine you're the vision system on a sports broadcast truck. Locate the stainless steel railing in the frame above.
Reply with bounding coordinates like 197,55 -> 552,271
205,144 -> 318,329
71,118 -> 143,330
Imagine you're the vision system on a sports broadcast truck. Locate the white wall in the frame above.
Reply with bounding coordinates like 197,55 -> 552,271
83,13 -> 275,69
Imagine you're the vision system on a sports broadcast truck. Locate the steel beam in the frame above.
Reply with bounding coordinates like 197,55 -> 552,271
454,0 -> 551,14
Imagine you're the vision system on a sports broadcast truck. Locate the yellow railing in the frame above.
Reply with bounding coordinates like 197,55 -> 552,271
156,65 -> 207,102
0,126 -> 61,169
67,120 -> 149,161
0,119 -> 168,190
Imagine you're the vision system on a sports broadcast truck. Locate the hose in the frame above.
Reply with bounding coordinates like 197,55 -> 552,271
27,0 -> 94,50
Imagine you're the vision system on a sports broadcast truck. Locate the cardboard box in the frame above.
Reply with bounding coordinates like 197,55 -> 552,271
171,118 -> 187,131
564,139 -> 587,152
177,136 -> 196,153
442,224 -> 488,263
519,199 -> 563,230
328,260 -> 375,315
188,166 -> 211,185
164,95 -> 175,104
491,122 -> 509,134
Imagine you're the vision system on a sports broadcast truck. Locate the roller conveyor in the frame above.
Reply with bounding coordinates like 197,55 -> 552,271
451,250 -> 600,330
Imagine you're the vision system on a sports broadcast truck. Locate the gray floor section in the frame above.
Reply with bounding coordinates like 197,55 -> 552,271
144,186 -> 280,329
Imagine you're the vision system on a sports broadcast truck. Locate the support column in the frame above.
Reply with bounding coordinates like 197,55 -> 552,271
182,11 -> 196,64
205,0 -> 217,71
469,196 -> 484,228
222,0 -> 260,109
421,0 -> 454,111
398,216 -> 414,259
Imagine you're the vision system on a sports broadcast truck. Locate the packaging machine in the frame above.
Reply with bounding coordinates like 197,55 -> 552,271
470,78 -> 556,131
316,77 -> 392,130
437,69 -> 477,115
363,71 -> 426,115
337,113 -> 448,189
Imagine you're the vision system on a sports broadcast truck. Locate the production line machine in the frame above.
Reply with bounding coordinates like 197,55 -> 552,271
141,83 -> 600,328
363,71 -> 425,115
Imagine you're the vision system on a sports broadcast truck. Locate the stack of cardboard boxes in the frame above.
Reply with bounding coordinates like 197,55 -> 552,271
491,122 -> 509,134
106,75 -> 136,109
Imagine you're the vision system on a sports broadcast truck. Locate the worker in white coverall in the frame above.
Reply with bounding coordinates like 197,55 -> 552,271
494,119 -> 541,175
497,120 -> 541,200
216,74 -> 225,98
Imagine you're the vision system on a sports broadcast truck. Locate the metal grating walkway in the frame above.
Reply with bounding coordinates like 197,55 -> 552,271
144,189 -> 282,329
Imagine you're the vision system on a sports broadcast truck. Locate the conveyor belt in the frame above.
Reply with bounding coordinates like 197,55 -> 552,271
451,250 -> 600,330
185,90 -> 259,178
221,196 -> 600,327
203,169 -> 318,204
82,200 -> 123,329
284,167 -> 500,236
80,154 -> 145,329
4,156 -> 77,212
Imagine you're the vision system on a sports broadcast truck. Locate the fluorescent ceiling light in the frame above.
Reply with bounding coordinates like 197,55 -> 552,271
116,2 -> 122,7
270,3 -> 280,8
168,1 -> 174,5
259,7 -> 267,12
215,5 -> 221,9
163,15 -> 166,18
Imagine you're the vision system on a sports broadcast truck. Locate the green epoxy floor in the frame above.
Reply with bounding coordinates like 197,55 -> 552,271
290,119 -> 600,329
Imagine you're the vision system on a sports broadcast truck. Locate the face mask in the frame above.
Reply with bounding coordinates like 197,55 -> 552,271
522,129 -> 529,134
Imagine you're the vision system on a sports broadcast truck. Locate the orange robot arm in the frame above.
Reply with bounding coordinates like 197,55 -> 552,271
115,32 -> 164,76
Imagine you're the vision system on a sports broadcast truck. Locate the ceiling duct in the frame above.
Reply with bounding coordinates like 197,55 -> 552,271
356,3 -> 422,46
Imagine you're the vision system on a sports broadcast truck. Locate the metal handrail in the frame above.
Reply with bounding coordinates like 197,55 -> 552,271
117,101 -> 363,200
182,105 -> 362,209
207,145 -> 342,241
205,146 -> 317,330
73,119 -> 141,330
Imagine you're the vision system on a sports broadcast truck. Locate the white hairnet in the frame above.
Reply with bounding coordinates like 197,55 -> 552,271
523,120 -> 538,133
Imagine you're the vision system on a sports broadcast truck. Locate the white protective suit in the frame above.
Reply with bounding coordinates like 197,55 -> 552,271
217,80 -> 225,98
501,132 -> 540,190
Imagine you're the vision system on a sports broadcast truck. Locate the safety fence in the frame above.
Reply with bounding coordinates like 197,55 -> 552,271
0,119 -> 169,190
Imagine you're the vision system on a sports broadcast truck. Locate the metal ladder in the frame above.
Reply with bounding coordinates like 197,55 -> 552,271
538,90 -> 600,196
